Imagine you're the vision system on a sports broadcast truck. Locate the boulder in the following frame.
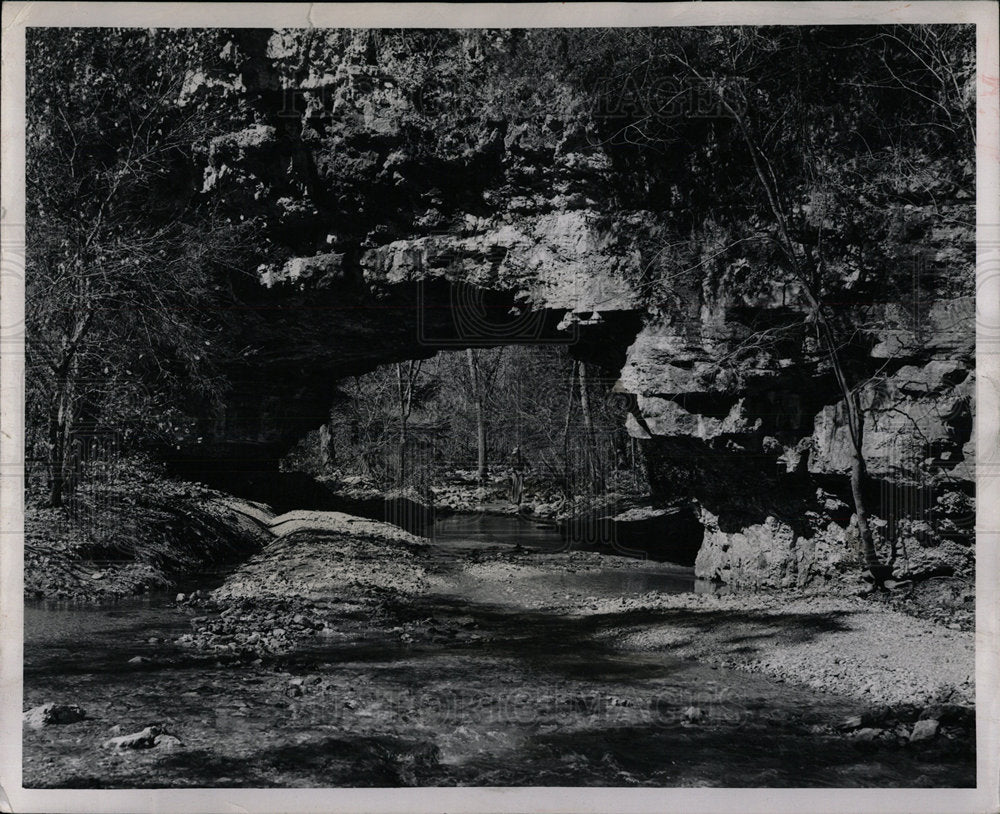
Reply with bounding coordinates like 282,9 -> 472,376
852,727 -> 884,741
101,724 -> 169,749
23,703 -> 86,729
694,508 -> 849,590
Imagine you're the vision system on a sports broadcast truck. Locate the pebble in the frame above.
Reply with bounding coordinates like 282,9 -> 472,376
682,706 -> 704,723
909,719 -> 940,742
852,727 -> 883,741
152,734 -> 183,750
841,715 -> 863,730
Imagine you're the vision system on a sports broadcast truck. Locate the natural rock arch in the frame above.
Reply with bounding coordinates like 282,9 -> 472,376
168,28 -> 973,587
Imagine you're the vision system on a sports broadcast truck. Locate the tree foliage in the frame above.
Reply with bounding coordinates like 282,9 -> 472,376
25,28 -> 256,504
285,346 -> 640,498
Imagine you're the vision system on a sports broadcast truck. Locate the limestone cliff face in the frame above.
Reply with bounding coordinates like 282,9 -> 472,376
184,30 -> 974,587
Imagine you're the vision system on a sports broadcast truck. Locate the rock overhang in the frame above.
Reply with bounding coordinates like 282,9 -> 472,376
169,28 -> 976,588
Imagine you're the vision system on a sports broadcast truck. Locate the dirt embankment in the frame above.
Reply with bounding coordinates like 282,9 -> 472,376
24,481 -> 273,602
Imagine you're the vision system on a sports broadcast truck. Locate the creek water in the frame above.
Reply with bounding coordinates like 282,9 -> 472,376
430,513 -> 711,596
23,514 -> 974,788
430,512 -> 571,551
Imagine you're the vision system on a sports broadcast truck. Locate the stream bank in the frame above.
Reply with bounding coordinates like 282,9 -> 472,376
24,486 -> 271,603
24,509 -> 974,788
180,511 -> 974,710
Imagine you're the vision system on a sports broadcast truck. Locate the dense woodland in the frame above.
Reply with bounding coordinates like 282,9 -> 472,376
282,347 -> 643,498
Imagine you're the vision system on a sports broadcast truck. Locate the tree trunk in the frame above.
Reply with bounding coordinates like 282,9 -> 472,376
561,361 -> 577,491
396,363 -> 408,488
466,349 -> 488,486
47,413 -> 66,508
397,428 -> 407,487
847,392 -> 880,569
318,423 -> 335,469
578,363 -> 601,493
699,63 -> 884,577
46,381 -> 73,508
394,360 -> 423,488
821,331 -> 883,575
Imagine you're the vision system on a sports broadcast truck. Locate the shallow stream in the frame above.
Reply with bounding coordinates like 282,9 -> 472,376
23,514 -> 974,788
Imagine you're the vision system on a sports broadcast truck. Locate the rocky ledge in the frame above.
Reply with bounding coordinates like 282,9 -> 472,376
165,29 -> 976,593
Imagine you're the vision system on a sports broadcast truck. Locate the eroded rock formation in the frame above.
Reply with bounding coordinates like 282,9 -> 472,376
174,30 -> 973,587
